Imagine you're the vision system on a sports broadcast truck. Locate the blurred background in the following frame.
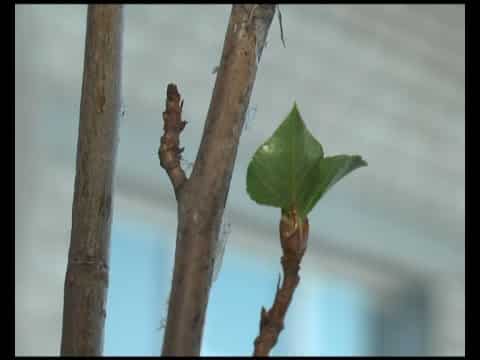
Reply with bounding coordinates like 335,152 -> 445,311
15,4 -> 465,356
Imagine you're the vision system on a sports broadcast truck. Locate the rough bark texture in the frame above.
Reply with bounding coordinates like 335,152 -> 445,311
160,4 -> 276,356
158,84 -> 187,199
60,5 -> 123,356
253,210 -> 309,356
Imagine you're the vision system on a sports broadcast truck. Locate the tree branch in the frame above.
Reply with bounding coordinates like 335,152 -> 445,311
253,211 -> 309,356
160,4 -> 276,356
60,5 -> 123,356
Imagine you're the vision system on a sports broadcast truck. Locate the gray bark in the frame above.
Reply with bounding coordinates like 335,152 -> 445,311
161,4 -> 276,356
60,5 -> 123,356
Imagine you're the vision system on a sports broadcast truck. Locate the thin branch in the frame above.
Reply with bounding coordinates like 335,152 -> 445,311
253,211 -> 309,356
158,84 -> 187,199
60,5 -> 123,356
277,5 -> 286,48
160,4 -> 276,356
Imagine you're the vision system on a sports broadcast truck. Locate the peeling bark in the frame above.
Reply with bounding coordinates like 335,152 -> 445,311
60,5 -> 123,356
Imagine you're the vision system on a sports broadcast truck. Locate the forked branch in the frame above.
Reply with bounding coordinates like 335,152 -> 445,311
159,4 -> 276,356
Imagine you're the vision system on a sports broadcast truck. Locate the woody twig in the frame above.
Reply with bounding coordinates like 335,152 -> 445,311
253,210 -> 309,356
159,6 -> 276,355
158,84 -> 187,199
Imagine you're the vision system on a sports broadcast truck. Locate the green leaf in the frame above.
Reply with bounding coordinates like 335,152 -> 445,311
297,155 -> 367,218
246,102 -> 367,219
246,103 -> 323,210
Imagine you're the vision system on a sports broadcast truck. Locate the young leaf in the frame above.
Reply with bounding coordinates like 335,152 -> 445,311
297,154 -> 367,218
246,103 -> 323,210
246,103 -> 367,219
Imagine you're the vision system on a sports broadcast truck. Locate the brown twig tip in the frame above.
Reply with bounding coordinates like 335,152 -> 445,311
253,211 -> 309,356
159,83 -> 188,197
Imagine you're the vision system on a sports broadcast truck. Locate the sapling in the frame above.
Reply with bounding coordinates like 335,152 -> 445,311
247,103 -> 367,355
